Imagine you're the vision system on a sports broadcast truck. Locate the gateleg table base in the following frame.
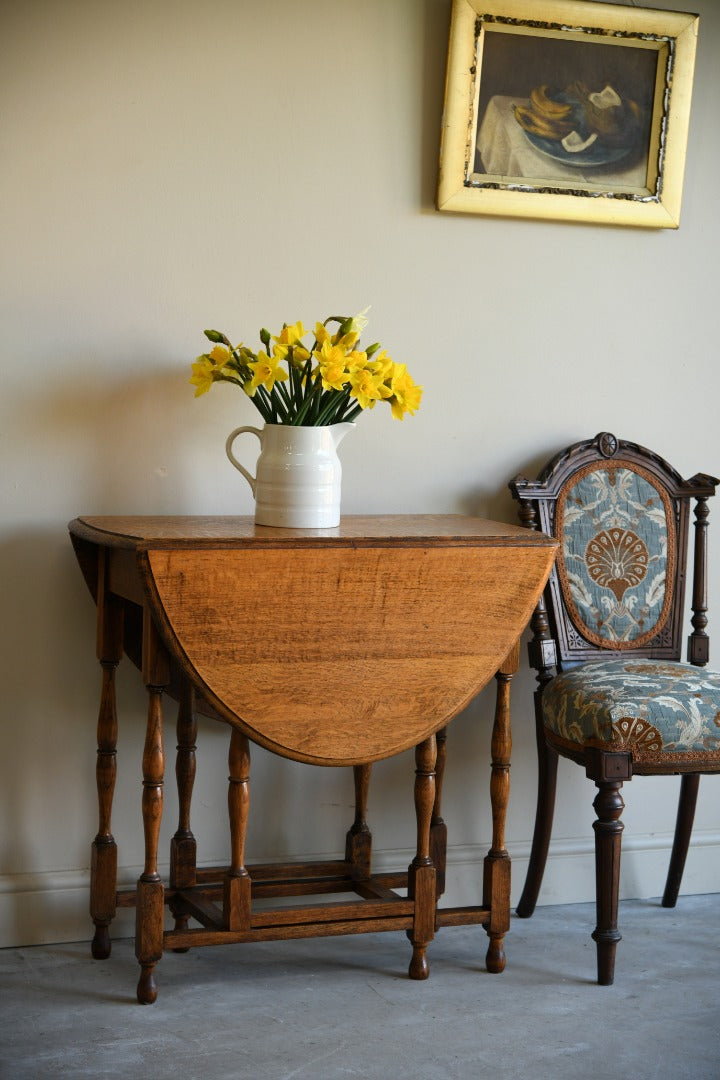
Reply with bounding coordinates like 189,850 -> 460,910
71,514 -> 557,1002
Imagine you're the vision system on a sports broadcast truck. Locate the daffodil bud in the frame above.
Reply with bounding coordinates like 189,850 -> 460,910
365,342 -> 381,358
260,328 -> 271,348
204,329 -> 226,344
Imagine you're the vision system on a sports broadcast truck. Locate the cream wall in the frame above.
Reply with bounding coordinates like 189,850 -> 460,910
2,0 -> 718,948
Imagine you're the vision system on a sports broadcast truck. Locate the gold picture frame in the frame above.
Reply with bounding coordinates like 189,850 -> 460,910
437,0 -> 699,228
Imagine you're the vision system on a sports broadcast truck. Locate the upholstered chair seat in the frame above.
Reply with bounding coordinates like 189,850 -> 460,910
543,658 -> 720,764
509,432 -> 719,985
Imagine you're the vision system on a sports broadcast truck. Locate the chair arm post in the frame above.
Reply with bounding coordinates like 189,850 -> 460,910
688,495 -> 710,666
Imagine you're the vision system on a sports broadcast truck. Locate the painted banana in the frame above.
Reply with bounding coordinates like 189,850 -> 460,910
512,103 -> 572,140
529,85 -> 573,120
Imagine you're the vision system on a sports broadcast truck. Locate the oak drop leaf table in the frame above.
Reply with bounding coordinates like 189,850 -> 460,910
69,515 -> 556,1003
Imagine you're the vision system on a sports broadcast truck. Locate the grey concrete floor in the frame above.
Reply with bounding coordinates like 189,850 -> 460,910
1,895 -> 718,1080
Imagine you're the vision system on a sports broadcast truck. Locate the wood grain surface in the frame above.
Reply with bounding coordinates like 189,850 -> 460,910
69,515 -> 557,764
145,543 -> 555,764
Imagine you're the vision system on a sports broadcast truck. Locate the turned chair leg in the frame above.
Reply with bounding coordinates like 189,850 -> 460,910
662,773 -> 700,908
591,780 -> 625,986
517,701 -> 558,918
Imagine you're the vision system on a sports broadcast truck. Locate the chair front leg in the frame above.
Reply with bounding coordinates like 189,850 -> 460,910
591,779 -> 625,986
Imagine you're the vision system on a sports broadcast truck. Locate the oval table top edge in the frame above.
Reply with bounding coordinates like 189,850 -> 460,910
68,514 -> 557,549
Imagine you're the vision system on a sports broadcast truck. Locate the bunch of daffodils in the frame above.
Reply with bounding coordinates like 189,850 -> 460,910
190,309 -> 422,426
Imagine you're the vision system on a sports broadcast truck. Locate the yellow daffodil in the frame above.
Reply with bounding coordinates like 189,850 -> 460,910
346,306 -> 370,335
244,350 -> 290,396
189,356 -> 217,397
208,344 -> 231,368
312,341 -> 347,391
344,349 -> 368,374
290,345 -> 311,368
367,349 -> 394,380
319,361 -> 348,392
273,320 -> 306,347
314,322 -> 331,348
192,312 -> 419,425
333,330 -> 360,351
315,340 -> 345,364
388,363 -> 423,420
350,367 -> 393,411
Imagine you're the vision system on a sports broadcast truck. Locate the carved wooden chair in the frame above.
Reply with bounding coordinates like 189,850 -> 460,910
509,432 -> 720,984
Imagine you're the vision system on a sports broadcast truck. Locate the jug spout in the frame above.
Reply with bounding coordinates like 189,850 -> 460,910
330,421 -> 355,448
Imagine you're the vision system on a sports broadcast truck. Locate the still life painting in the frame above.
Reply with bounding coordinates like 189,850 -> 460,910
437,0 -> 699,228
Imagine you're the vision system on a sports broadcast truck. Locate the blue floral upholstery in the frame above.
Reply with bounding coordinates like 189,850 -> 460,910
557,463 -> 674,648
543,658 -> 720,766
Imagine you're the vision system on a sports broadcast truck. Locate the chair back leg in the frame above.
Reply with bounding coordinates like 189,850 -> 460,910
662,773 -> 701,908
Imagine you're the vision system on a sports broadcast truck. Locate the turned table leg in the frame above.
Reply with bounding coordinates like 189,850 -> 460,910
407,735 -> 437,980
169,682 -> 198,946
135,611 -> 168,1005
345,763 -> 372,879
90,574 -> 123,960
224,727 -> 252,930
483,643 -> 517,974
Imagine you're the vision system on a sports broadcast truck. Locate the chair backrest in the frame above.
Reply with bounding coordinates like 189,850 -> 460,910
510,432 -> 717,675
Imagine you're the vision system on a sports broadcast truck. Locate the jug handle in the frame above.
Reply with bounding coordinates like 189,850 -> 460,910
225,426 -> 263,496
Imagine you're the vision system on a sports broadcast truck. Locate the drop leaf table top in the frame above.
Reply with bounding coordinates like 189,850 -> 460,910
70,514 -> 557,766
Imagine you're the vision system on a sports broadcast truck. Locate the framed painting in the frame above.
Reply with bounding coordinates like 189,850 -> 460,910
437,0 -> 699,228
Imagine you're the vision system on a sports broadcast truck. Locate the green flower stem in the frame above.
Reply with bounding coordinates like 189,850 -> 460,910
254,386 -> 275,423
315,386 -> 352,426
216,373 -> 244,389
274,379 -> 293,413
290,395 -> 313,426
288,363 -> 300,404
289,361 -> 318,424
292,381 -> 324,425
272,388 -> 291,424
344,402 -> 364,422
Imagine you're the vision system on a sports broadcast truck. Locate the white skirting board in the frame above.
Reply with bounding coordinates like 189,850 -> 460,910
2,831 -> 719,949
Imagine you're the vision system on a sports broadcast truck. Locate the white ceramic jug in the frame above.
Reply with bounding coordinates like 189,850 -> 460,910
225,422 -> 354,528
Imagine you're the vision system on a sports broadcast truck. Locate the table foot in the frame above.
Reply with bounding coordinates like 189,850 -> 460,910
485,933 -> 507,973
137,964 -> 158,1004
91,922 -> 111,960
408,944 -> 429,980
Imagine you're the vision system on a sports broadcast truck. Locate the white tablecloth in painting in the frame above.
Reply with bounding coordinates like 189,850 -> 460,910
475,95 -> 647,189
